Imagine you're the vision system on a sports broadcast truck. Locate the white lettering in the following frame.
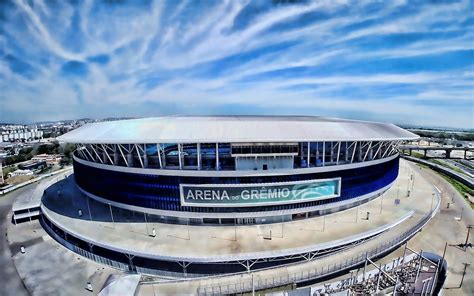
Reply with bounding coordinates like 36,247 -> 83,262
196,190 -> 203,200
186,190 -> 195,200
268,189 -> 279,199
183,179 -> 340,205
251,190 -> 259,199
281,188 -> 290,198
221,190 -> 230,200
260,188 -> 267,199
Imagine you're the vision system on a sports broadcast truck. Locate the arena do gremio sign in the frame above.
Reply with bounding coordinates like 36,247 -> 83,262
180,178 -> 341,207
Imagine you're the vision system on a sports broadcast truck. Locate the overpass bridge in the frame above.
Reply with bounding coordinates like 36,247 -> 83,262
399,145 -> 474,160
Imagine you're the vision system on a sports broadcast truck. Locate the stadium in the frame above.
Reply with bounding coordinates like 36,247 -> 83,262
60,116 -> 415,224
38,116 -> 441,279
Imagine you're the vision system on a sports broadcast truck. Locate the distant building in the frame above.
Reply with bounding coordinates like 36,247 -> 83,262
8,169 -> 33,178
0,126 -> 43,143
18,160 -> 47,171
32,154 -> 62,165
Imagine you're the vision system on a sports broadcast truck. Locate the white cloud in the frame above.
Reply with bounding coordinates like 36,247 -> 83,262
1,0 -> 472,128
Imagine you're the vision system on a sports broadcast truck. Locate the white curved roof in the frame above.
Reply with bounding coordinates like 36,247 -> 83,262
57,116 -> 418,144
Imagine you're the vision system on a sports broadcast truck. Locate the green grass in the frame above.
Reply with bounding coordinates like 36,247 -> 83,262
410,151 -> 425,159
437,173 -> 474,209
2,166 -> 16,180
413,160 -> 472,208
406,150 -> 470,176
430,159 -> 468,176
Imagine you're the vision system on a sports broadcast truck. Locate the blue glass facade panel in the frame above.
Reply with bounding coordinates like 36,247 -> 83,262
73,157 -> 399,213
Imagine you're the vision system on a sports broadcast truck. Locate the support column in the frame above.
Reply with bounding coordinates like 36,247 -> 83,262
351,142 -> 357,163
178,144 -> 183,169
215,143 -> 219,171
322,141 -> 325,166
330,142 -> 334,163
446,149 -> 451,159
113,145 -> 118,165
307,142 -> 310,167
157,144 -> 163,168
336,141 -> 341,164
197,143 -> 201,170
102,149 -> 107,164
143,144 -> 148,168
126,146 -> 133,167
315,142 -> 320,166
344,142 -> 349,162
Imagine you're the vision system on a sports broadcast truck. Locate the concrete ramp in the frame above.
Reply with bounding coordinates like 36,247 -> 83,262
98,274 -> 141,296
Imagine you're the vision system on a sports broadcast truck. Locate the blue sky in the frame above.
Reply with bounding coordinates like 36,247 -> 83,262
0,0 -> 473,128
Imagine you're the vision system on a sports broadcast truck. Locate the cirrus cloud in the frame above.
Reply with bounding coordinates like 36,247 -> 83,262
0,0 -> 473,129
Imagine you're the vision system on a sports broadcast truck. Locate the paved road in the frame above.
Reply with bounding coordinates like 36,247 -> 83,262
0,187 -> 31,296
402,155 -> 474,188
443,159 -> 474,177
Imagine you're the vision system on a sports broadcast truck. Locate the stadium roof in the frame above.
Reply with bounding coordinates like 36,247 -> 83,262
57,116 -> 418,144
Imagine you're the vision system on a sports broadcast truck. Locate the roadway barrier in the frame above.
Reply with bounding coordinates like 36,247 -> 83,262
401,155 -> 473,189
0,167 -> 73,195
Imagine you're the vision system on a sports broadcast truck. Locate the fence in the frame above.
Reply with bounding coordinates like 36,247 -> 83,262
196,192 -> 440,295
0,167 -> 73,195
40,215 -> 131,272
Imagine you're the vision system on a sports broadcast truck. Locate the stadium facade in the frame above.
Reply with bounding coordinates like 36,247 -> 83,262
37,116 -> 434,278
59,116 -> 417,225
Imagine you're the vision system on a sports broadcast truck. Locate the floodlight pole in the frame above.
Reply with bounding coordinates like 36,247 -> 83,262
252,273 -> 255,296
442,241 -> 448,261
380,194 -> 383,214
108,203 -> 115,229
464,225 -> 472,251
355,205 -> 359,223
86,196 -> 92,221
187,218 -> 190,240
234,222 -> 237,241
144,212 -> 149,236
459,263 -> 470,288
281,214 -> 284,238
323,214 -> 326,232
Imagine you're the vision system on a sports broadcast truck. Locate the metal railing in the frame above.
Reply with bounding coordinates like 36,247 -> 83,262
196,192 -> 440,295
0,167 -> 72,195
40,215 -> 131,272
